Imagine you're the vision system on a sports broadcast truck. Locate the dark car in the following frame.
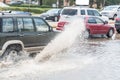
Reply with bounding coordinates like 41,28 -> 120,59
0,15 -> 58,60
115,14 -> 120,33
40,9 -> 61,22
56,16 -> 115,38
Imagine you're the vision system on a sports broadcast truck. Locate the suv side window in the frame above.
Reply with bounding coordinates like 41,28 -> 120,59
87,10 -> 94,16
2,18 -> 14,32
81,10 -> 85,15
23,18 -> 34,32
17,18 -> 34,32
34,18 -> 49,32
93,10 -> 101,16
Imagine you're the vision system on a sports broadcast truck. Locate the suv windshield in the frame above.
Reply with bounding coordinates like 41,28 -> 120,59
61,9 -> 77,15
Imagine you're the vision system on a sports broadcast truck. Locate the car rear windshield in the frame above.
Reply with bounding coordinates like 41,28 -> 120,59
61,9 -> 77,16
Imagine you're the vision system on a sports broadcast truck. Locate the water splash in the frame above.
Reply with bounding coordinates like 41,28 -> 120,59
35,17 -> 86,62
111,33 -> 116,40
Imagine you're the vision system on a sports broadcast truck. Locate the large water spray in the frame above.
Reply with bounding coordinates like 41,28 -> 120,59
35,17 -> 86,62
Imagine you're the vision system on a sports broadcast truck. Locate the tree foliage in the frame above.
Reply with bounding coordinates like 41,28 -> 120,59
90,0 -> 120,8
38,0 -> 120,8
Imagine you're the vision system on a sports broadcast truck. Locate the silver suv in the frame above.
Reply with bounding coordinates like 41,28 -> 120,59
100,5 -> 120,20
59,6 -> 109,22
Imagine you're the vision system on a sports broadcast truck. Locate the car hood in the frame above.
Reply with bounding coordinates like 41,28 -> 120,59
40,12 -> 58,17
101,15 -> 109,21
101,10 -> 116,13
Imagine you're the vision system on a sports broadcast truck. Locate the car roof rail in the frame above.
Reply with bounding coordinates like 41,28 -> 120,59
0,12 -> 31,16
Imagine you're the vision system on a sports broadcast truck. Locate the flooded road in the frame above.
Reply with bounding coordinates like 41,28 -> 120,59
0,36 -> 120,80
0,18 -> 120,80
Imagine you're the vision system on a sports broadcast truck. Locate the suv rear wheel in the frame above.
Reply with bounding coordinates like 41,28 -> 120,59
2,45 -> 22,61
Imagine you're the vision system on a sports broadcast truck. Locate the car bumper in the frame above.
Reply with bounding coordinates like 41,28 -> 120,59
56,27 -> 64,31
115,25 -> 120,30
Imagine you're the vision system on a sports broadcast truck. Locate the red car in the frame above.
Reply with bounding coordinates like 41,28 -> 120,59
115,14 -> 120,33
56,16 -> 115,38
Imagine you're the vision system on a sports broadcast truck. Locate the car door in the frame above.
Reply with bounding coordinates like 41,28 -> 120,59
33,17 -> 56,46
16,17 -> 38,47
94,17 -> 108,34
0,17 -> 18,49
87,17 -> 99,34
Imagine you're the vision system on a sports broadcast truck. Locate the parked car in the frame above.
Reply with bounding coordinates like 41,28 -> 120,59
59,6 -> 109,22
8,1 -> 23,5
56,16 -> 115,38
115,14 -> 120,33
100,5 -> 120,20
40,8 -> 61,22
1,10 -> 31,16
0,14 -> 58,60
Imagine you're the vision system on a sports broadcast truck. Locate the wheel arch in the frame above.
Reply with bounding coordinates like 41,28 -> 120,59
108,27 -> 115,33
1,40 -> 24,55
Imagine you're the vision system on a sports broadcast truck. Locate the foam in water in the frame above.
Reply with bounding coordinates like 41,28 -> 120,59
35,17 -> 86,62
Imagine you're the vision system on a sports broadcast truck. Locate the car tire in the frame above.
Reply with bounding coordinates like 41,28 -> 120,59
107,29 -> 114,38
83,30 -> 90,39
2,45 -> 22,61
117,30 -> 120,33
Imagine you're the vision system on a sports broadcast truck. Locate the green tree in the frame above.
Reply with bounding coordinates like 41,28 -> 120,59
38,0 -> 42,5
90,0 -> 120,8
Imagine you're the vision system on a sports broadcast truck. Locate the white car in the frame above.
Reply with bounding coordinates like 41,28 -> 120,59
59,6 -> 109,22
100,5 -> 120,20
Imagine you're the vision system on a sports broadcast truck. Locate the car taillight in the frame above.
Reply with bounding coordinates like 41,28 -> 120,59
56,22 -> 69,31
57,22 -> 68,27
115,18 -> 120,21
